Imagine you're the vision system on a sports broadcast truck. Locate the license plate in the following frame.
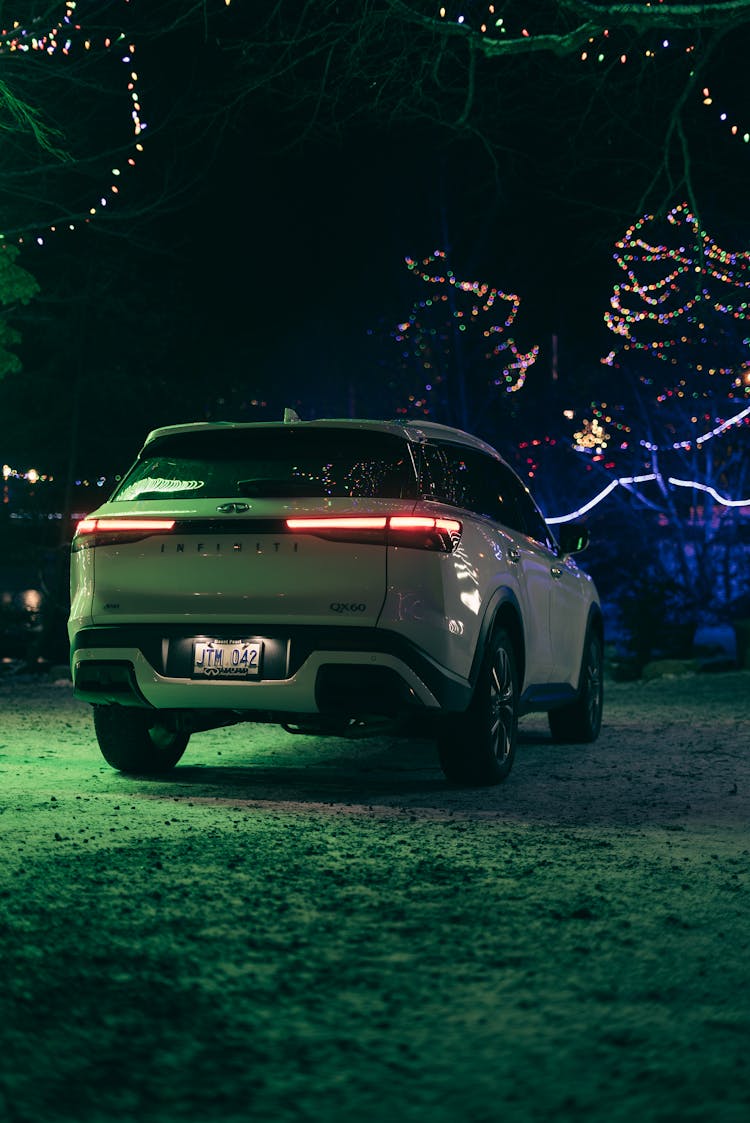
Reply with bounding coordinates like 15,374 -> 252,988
192,639 -> 262,678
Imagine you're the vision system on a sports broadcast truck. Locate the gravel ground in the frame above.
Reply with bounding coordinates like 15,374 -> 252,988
1,671 -> 749,1123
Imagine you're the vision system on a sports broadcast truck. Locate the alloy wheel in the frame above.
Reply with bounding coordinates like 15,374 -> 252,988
489,645 -> 515,765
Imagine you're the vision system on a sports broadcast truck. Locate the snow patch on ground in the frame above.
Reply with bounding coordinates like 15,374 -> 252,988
1,673 -> 749,1121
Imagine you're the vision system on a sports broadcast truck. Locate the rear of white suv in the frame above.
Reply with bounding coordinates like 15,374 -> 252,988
69,417 -> 603,785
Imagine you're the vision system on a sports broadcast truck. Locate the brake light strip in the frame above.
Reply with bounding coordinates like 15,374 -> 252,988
286,515 -> 461,534
75,518 -> 176,534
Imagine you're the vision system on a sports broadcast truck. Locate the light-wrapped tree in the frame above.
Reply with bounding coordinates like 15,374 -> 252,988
567,203 -> 750,615
384,249 -> 538,434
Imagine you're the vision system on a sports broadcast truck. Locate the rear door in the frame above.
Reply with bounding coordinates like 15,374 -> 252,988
414,443 -> 556,684
500,468 -> 587,684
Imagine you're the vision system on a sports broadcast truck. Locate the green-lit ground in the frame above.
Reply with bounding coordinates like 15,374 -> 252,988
1,672 -> 748,1122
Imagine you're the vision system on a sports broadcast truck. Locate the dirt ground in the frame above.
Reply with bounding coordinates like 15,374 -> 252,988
1,670 -> 749,1123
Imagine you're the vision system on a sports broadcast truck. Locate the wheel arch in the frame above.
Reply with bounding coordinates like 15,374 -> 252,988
472,588 -> 526,691
587,602 -> 604,640
578,602 -> 604,690
585,600 -> 604,646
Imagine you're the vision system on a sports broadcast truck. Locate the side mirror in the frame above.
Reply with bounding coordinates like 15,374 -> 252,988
557,522 -> 589,556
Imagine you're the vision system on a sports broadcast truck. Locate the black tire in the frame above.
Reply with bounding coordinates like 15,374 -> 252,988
438,628 -> 518,786
548,628 -> 603,743
92,706 -> 189,773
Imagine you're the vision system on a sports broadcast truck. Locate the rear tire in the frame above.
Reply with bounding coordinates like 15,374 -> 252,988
548,628 -> 603,743
438,628 -> 518,786
92,706 -> 189,773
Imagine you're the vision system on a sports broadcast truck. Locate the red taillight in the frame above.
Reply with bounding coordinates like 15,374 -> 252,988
286,517 -> 387,531
389,516 -> 462,535
75,518 -> 176,533
73,517 -> 175,547
285,515 -> 462,551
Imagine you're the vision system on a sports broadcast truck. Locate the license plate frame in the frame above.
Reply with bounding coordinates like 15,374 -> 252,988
192,639 -> 263,679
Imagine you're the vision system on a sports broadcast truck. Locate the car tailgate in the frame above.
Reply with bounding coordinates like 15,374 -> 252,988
81,500 -> 404,629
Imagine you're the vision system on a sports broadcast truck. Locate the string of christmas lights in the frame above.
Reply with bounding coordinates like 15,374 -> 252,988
515,435 -> 557,481
639,402 -> 750,451
603,203 -> 750,366
577,20 -> 697,67
701,84 -> 750,145
0,1 -> 144,246
396,250 -> 538,410
560,200 -> 750,520
568,401 -> 750,458
2,461 -> 107,489
575,202 -> 750,460
436,4 -> 747,148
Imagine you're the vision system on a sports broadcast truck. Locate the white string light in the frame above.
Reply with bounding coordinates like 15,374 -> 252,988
547,474 -> 750,524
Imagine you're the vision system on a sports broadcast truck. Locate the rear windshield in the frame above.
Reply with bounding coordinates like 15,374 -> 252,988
111,428 -> 419,502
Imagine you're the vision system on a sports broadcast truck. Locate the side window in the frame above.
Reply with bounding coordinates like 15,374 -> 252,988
419,444 -> 487,513
419,443 -> 555,548
419,444 -> 525,530
419,446 -> 500,516
497,464 -> 556,548
482,461 -> 527,533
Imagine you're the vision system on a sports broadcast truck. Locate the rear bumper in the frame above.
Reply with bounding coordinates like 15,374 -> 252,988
70,624 -> 472,716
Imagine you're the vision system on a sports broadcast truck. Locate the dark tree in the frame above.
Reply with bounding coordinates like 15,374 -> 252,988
217,1 -> 750,232
0,246 -> 39,380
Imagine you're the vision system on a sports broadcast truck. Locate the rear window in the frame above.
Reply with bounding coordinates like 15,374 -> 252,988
111,428 -> 419,502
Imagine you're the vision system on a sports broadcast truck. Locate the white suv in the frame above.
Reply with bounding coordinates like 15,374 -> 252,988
68,416 -> 603,785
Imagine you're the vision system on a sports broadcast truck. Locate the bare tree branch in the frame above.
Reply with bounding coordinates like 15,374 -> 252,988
215,1 -> 750,228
